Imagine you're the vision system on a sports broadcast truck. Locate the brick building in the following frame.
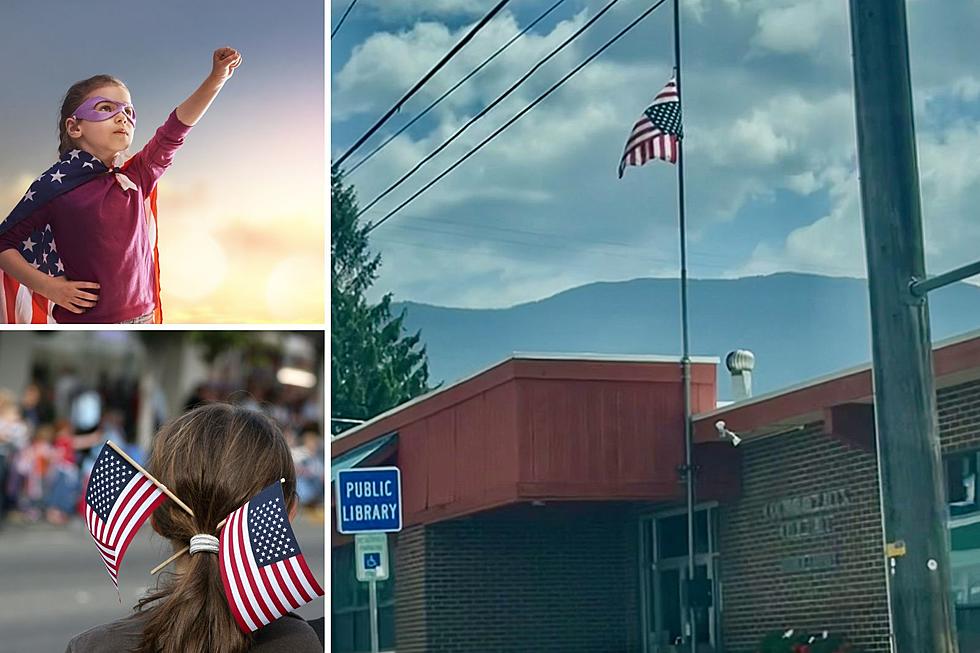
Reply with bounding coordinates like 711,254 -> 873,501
332,333 -> 980,653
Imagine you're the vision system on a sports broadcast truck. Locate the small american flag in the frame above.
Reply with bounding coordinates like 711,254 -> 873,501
618,75 -> 682,178
219,481 -> 324,633
0,151 -> 163,324
84,443 -> 166,589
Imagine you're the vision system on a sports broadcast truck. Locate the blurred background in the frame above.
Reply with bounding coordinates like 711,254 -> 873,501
0,331 -> 325,651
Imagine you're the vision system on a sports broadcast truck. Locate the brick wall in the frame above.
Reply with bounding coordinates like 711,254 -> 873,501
395,526 -> 427,652
718,424 -> 891,653
394,505 -> 639,653
939,380 -> 980,455
719,379 -> 980,653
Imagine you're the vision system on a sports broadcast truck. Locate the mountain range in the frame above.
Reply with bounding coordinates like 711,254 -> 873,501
392,273 -> 980,401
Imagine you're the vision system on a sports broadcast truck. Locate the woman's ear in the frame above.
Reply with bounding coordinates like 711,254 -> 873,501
288,500 -> 298,521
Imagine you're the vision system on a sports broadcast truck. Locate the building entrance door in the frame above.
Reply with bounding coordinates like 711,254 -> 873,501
641,505 -> 720,653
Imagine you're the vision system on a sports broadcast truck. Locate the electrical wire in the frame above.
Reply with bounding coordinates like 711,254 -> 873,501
365,0 -> 671,235
346,0 -> 569,175
333,0 -> 512,168
331,0 -> 360,39
355,0 -> 624,219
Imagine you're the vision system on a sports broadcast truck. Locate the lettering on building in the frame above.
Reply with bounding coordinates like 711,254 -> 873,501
780,551 -> 840,574
763,489 -> 848,574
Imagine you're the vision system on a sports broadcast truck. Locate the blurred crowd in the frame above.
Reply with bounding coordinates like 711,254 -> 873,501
0,371 -> 324,529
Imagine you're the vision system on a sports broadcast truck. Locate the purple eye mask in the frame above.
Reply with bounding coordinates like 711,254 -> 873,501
72,96 -> 137,126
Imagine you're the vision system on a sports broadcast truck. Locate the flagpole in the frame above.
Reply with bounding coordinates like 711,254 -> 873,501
671,0 -> 696,651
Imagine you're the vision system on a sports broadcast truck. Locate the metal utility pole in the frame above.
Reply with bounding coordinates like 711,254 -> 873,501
848,1 -> 957,651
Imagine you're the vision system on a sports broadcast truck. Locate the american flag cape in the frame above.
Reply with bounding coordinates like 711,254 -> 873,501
84,443 -> 166,589
618,75 -> 683,178
219,482 -> 324,633
0,151 -> 163,323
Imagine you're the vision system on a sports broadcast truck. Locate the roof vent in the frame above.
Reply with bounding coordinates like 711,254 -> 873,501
725,349 -> 755,400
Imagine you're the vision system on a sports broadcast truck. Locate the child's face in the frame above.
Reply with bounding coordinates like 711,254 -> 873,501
67,84 -> 135,161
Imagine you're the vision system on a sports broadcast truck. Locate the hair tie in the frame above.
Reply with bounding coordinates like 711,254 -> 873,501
189,534 -> 219,555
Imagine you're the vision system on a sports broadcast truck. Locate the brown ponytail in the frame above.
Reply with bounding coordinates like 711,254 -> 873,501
58,75 -> 127,156
135,403 -> 298,653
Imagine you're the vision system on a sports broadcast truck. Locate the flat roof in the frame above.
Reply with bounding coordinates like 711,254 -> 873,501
333,352 -> 719,446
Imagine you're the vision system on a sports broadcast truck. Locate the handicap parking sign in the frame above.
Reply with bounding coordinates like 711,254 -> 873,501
355,533 -> 389,581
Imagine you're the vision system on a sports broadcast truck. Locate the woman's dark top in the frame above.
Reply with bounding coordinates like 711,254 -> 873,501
65,610 -> 321,652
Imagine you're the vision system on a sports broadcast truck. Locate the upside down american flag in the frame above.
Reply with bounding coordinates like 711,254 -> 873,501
618,75 -> 683,177
219,481 -> 324,633
84,442 -> 166,590
0,152 -> 163,324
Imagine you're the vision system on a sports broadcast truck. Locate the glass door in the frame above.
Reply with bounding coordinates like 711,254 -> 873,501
641,505 -> 720,653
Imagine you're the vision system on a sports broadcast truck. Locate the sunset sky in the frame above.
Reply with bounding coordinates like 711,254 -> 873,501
0,0 -> 324,323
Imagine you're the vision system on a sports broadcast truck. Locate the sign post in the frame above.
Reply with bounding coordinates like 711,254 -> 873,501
355,533 -> 390,653
336,467 -> 403,653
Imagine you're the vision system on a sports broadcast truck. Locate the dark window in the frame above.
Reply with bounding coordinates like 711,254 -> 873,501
657,511 -> 709,558
949,453 -> 979,517
332,541 -> 396,652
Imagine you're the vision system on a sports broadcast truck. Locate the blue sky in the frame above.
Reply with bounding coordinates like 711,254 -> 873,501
330,0 -> 980,309
0,1 -> 324,322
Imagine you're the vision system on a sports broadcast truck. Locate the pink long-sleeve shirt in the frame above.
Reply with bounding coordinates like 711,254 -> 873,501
0,110 -> 192,323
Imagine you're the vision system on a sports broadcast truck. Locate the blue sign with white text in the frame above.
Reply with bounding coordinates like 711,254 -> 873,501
335,467 -> 402,534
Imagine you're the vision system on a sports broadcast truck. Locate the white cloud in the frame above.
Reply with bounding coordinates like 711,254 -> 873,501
333,0 -> 980,307
736,167 -> 865,279
751,0 -> 846,55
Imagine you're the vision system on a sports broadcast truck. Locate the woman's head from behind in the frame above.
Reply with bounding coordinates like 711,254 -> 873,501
59,75 -> 134,161
138,403 -> 297,653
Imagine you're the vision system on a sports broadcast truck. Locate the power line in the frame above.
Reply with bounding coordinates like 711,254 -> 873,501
365,0 -> 671,235
331,0 -> 360,39
355,0 -> 624,219
383,219 -> 861,276
333,0 -> 512,168
347,0 -> 570,175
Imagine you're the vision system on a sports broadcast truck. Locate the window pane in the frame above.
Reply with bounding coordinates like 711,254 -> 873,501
693,564 -> 710,642
950,453 -> 980,517
380,604 -> 396,650
332,612 -> 355,652
658,515 -> 687,558
332,545 -> 355,609
659,569 -> 682,644
694,510 -> 708,554
354,609 -> 371,651
657,511 -> 709,558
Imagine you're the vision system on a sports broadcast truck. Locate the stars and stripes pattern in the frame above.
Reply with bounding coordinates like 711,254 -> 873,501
0,223 -> 62,323
618,76 -> 682,178
219,482 -> 324,633
84,443 -> 166,588
0,150 -> 164,323
0,150 -> 88,324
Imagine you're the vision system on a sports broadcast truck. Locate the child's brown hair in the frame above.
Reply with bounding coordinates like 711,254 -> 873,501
58,75 -> 127,155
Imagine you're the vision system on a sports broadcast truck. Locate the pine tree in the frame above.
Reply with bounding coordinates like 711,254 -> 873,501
331,167 -> 430,435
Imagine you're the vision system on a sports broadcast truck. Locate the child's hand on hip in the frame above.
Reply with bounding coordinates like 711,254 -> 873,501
211,47 -> 242,82
42,277 -> 99,314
